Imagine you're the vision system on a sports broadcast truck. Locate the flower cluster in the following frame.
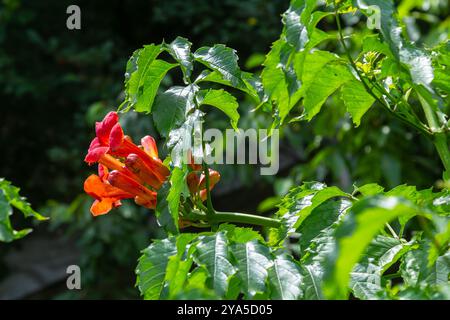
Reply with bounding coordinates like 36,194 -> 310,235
83,112 -> 220,217
83,112 -> 169,215
186,161 -> 220,203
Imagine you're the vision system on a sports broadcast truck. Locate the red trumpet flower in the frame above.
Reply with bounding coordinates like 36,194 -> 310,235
187,161 -> 221,202
108,170 -> 157,210
84,112 -> 221,217
84,112 -> 168,215
83,165 -> 133,216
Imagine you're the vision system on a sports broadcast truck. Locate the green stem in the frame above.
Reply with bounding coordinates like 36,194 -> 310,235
211,211 -> 281,228
434,134 -> 450,174
417,92 -> 450,173
334,8 -> 431,137
189,209 -> 281,228
383,272 -> 401,280
385,222 -> 399,239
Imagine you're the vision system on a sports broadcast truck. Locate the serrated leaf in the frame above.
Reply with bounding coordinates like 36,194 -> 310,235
136,237 -> 178,299
396,283 -> 450,300
300,264 -> 324,300
164,37 -> 193,84
323,195 -> 421,299
197,89 -> 240,130
0,190 -> 31,242
273,182 -> 350,244
303,63 -> 354,120
294,186 -> 351,230
153,85 -> 198,137
355,183 -> 385,197
193,232 -> 235,296
166,166 -> 189,232
164,234 -> 198,298
0,179 -> 44,243
155,182 -> 179,234
195,70 -> 261,103
350,236 -> 416,299
282,0 -> 317,50
194,45 -> 244,88
297,199 -> 352,256
135,60 -> 177,112
261,40 -> 292,121
231,240 -> 272,298
166,109 -> 204,168
0,178 -> 46,221
218,224 -> 264,243
268,250 -> 303,300
122,45 -> 177,112
341,80 -> 376,126
400,240 -> 450,287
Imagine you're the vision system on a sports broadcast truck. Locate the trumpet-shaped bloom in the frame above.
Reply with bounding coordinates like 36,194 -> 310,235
84,112 -> 221,217
187,168 -> 221,201
84,112 -> 166,215
108,170 -> 157,209
83,165 -> 133,216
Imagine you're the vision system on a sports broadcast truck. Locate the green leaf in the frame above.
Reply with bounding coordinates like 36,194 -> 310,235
282,0 -> 317,50
195,70 -> 261,102
273,182 -> 350,245
218,224 -> 264,243
136,229 -> 302,300
166,109 -> 204,168
396,283 -> 450,300
350,236 -> 416,299
293,198 -> 352,300
0,179 -> 45,243
294,186 -> 351,230
167,166 -> 189,231
323,195 -> 421,299
135,60 -> 177,112
261,40 -> 291,122
0,178 -> 46,220
193,232 -> 235,296
153,84 -> 198,137
136,237 -> 178,299
341,80 -> 376,126
164,37 -> 193,84
303,62 -> 354,120
197,89 -> 240,130
164,234 -> 198,298
357,0 -> 434,88
155,182 -> 179,234
122,45 -> 177,112
231,239 -> 272,298
268,250 -> 303,300
0,190 -> 31,242
194,45 -> 244,88
297,199 -> 352,256
354,183 -> 385,197
400,240 -> 450,287
362,34 -> 393,58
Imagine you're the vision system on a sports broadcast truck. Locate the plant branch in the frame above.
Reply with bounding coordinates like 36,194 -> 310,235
334,7 -> 431,137
417,92 -> 450,173
212,211 -> 281,228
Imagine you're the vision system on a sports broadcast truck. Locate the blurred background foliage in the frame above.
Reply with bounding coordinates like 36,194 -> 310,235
0,0 -> 448,298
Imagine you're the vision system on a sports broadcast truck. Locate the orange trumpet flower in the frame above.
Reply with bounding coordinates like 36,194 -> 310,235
83,165 -> 133,216
84,112 -> 167,215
